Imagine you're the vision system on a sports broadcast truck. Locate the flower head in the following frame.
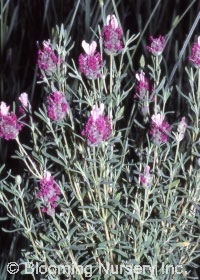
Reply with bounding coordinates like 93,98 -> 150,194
150,113 -> 171,144
47,91 -> 68,121
177,117 -> 187,141
79,40 -> 102,79
134,71 -> 150,99
139,165 -> 153,188
0,102 -> 22,140
146,35 -> 165,56
134,71 -> 154,116
81,104 -> 111,146
37,171 -> 61,216
37,40 -> 61,75
102,15 -> 123,55
189,36 -> 200,68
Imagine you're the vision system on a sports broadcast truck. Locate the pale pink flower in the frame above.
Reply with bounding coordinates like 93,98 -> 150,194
106,14 -> 118,29
82,41 -> 97,56
0,102 -> 10,116
91,103 -> 104,121
177,117 -> 187,141
151,114 -> 165,127
19,93 -> 28,108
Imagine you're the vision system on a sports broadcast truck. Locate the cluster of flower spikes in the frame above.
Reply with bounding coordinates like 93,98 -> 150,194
102,14 -> 123,54
189,36 -> 200,68
0,102 -> 23,140
81,104 -> 112,146
139,165 -> 153,188
37,40 -> 61,75
146,35 -> 165,56
79,41 -> 102,79
47,91 -> 68,121
78,15 -> 123,79
150,113 -> 171,145
37,171 -> 61,216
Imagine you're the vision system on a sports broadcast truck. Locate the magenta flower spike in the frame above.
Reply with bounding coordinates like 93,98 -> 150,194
37,171 -> 61,216
189,36 -> 200,68
47,91 -> 68,121
146,35 -> 165,56
150,113 -> 171,144
79,40 -> 102,79
102,14 -> 123,55
0,102 -> 23,140
37,40 -> 61,75
81,104 -> 111,146
139,165 -> 153,188
134,71 -> 150,99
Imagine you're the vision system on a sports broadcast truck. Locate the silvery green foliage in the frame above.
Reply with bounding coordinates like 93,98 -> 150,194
1,9 -> 200,280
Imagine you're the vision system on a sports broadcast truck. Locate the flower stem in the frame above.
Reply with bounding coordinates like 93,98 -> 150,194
110,54 -> 113,120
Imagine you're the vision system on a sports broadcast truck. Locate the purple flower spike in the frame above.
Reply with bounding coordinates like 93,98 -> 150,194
102,15 -> 123,55
146,35 -> 165,56
37,40 -> 62,75
81,104 -> 111,146
0,102 -> 23,140
189,36 -> 200,68
134,71 -> 150,99
37,171 -> 61,216
79,41 -> 102,79
150,113 -> 171,145
47,91 -> 68,121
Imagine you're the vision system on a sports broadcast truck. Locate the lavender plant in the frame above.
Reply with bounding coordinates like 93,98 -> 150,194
1,5 -> 200,280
